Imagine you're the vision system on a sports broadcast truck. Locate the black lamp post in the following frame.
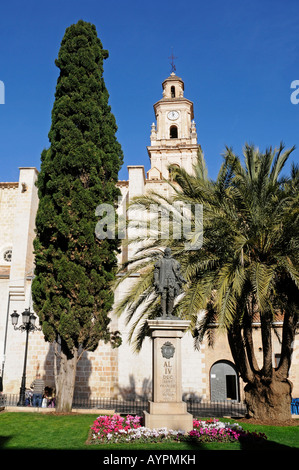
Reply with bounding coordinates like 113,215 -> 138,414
11,308 -> 41,406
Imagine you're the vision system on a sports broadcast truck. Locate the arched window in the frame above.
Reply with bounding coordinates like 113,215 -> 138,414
171,86 -> 175,98
170,125 -> 178,139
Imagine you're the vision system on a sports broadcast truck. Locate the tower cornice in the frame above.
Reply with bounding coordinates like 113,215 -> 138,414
153,97 -> 194,119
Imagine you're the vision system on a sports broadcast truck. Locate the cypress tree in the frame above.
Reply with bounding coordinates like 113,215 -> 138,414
32,20 -> 123,411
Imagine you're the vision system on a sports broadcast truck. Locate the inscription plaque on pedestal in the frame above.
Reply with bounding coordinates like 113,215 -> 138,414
143,319 -> 193,432
160,342 -> 176,401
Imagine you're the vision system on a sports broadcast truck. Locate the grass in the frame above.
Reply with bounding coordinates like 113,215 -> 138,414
0,412 -> 298,451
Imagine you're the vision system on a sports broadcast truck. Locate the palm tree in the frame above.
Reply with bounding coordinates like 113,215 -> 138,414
114,144 -> 299,421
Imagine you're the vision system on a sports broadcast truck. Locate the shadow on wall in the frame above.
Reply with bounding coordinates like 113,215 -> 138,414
42,343 -> 57,391
118,374 -> 152,400
44,344 -> 92,398
117,378 -> 204,402
74,350 -> 92,397
182,391 -> 204,402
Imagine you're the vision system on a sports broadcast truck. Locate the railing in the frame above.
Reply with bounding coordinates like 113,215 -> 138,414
2,394 -> 19,406
1,393 -> 247,418
186,399 -> 247,418
0,394 -> 5,409
3,393 -> 299,417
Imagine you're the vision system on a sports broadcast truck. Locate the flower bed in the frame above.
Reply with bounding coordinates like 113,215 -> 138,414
90,415 -> 267,445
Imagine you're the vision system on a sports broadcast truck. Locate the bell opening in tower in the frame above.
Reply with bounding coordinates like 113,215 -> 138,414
171,86 -> 176,98
170,125 -> 178,139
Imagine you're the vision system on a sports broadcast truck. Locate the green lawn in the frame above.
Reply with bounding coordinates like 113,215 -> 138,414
0,412 -> 298,451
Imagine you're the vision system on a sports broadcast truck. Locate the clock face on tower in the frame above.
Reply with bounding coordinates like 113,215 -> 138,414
167,110 -> 179,121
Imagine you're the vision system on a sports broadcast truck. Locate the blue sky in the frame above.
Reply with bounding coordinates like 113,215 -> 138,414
0,0 -> 298,183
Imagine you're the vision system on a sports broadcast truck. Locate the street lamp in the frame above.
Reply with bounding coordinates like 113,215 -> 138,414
11,308 -> 42,406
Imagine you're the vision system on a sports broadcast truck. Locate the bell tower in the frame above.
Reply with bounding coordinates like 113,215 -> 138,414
147,72 -> 200,180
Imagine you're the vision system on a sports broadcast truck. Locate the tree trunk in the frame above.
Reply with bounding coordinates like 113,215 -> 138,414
53,340 -> 61,398
56,348 -> 78,413
244,373 -> 293,421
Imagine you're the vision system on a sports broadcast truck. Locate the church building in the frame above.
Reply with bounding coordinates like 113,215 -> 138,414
0,72 -> 298,403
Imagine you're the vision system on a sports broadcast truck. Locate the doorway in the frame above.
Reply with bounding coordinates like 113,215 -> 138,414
210,360 -> 239,401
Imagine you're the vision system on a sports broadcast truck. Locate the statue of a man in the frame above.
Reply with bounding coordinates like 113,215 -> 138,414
154,247 -> 186,317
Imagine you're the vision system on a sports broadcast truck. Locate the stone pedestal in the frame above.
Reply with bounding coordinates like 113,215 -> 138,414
143,318 -> 193,432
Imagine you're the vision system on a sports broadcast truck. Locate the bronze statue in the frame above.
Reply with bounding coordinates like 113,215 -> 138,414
154,248 -> 186,318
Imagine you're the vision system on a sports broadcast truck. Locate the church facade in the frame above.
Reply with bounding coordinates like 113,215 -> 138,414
0,73 -> 298,403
